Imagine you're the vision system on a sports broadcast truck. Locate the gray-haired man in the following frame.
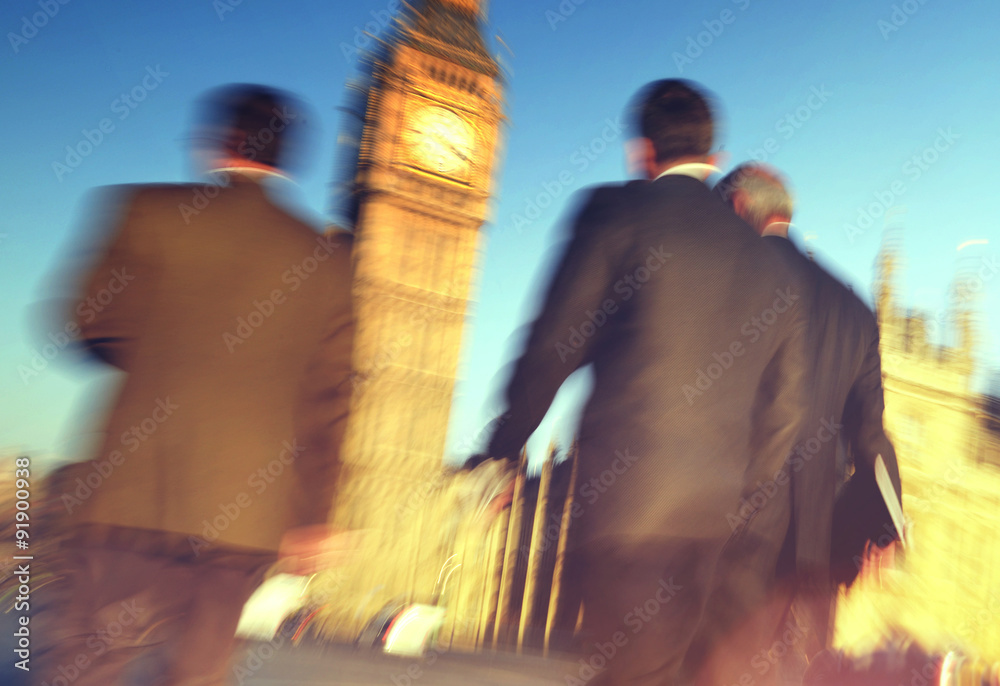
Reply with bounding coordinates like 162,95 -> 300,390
700,163 -> 902,679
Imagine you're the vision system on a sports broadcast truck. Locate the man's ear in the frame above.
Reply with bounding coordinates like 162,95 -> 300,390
731,190 -> 752,226
625,137 -> 656,179
707,151 -> 727,173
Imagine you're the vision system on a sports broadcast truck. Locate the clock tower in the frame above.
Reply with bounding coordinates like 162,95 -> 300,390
324,0 -> 505,626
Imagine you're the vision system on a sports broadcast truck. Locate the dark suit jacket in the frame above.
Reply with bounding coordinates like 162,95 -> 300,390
66,178 -> 355,555
487,175 -> 816,548
767,238 -> 902,646
766,243 -> 902,580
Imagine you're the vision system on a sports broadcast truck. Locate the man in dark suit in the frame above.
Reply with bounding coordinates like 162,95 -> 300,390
484,80 -> 818,685
36,85 -> 355,685
707,163 -> 903,678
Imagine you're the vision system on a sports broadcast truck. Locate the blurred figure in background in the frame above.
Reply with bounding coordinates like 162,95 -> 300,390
35,85 -> 355,686
484,80 -> 818,686
708,163 -> 902,680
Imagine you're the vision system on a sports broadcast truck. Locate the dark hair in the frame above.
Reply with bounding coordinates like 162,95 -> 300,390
194,84 -> 305,171
629,79 -> 715,163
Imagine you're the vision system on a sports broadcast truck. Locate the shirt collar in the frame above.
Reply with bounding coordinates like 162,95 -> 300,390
654,162 -> 720,182
762,221 -> 791,238
205,166 -> 293,184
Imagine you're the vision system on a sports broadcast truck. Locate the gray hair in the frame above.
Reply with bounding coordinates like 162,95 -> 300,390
716,163 -> 794,231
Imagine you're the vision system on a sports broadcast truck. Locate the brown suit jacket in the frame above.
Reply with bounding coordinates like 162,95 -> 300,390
66,178 -> 354,555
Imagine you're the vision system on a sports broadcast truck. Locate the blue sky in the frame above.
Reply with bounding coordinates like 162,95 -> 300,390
1,0 -> 998,471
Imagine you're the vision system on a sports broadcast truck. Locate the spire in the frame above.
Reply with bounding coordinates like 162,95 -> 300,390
875,242 -> 897,327
438,0 -> 482,14
403,0 -> 498,74
950,254 -> 982,363
874,209 -> 906,330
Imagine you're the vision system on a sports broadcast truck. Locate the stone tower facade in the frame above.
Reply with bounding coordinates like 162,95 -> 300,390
834,244 -> 1000,659
332,0 -> 502,530
315,0 -> 505,642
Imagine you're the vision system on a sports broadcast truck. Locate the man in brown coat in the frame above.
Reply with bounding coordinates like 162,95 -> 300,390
36,85 -> 355,686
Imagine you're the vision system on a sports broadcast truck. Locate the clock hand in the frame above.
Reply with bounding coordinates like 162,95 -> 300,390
427,131 -> 468,161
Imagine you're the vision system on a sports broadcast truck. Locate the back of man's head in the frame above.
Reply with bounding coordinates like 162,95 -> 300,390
629,79 -> 715,165
193,84 -> 305,173
716,163 -> 794,235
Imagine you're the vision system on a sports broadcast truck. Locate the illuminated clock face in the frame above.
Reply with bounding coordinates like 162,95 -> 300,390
403,105 -> 475,177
